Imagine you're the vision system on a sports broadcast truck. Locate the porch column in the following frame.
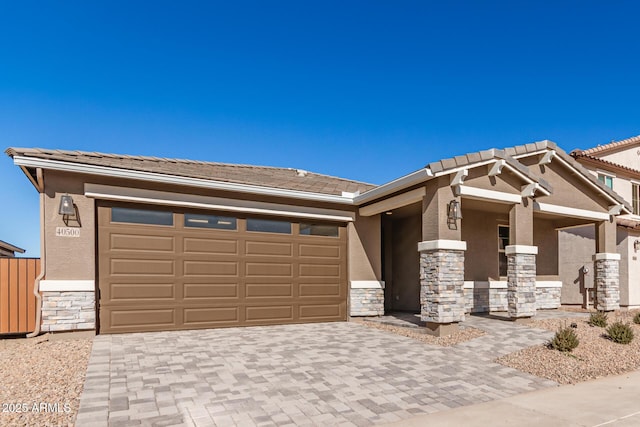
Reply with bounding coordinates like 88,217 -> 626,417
594,219 -> 620,311
419,179 -> 466,336
418,240 -> 466,335
507,199 -> 537,318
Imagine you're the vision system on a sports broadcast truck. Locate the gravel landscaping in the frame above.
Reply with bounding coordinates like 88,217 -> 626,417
497,310 -> 640,384
0,334 -> 92,427
355,317 -> 487,346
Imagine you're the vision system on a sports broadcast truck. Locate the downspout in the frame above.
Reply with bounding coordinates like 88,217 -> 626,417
27,169 -> 45,338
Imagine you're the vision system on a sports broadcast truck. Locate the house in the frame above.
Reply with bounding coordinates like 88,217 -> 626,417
565,135 -> 640,309
0,240 -> 25,257
5,141 -> 628,336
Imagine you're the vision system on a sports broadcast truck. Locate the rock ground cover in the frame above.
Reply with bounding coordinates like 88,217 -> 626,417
497,310 -> 640,384
0,334 -> 92,427
354,317 -> 487,346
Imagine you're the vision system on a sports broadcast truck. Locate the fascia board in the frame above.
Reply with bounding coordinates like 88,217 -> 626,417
85,183 -> 356,222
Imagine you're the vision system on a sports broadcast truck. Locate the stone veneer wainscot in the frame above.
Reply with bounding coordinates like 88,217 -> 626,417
349,281 -> 384,316
39,280 -> 95,332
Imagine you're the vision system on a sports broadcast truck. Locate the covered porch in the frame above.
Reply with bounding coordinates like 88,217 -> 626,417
350,142 -> 629,336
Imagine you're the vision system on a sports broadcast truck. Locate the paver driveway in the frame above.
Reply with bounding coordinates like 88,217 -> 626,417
76,316 -> 563,426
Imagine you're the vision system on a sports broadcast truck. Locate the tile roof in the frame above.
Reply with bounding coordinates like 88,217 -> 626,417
5,148 -> 377,197
433,139 -> 630,210
570,152 -> 640,176
427,141 -> 553,193
572,135 -> 640,156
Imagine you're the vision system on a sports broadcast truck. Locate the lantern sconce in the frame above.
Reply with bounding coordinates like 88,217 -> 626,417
447,199 -> 462,229
634,240 -> 640,252
58,194 -> 78,226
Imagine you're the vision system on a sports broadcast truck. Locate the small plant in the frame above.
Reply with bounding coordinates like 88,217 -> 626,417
589,311 -> 608,327
549,326 -> 579,352
633,312 -> 640,325
606,321 -> 634,344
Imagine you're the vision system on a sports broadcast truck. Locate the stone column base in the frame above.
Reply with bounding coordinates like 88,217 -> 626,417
506,245 -> 537,318
594,253 -> 620,311
418,240 -> 466,327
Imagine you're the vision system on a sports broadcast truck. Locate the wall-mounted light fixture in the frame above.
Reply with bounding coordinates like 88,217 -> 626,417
446,199 -> 462,230
58,193 -> 81,227
447,199 -> 462,221
634,240 -> 640,252
58,194 -> 75,216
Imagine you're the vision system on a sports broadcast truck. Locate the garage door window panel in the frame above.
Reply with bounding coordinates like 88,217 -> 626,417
111,207 -> 174,226
185,214 -> 237,230
246,218 -> 291,234
299,223 -> 339,237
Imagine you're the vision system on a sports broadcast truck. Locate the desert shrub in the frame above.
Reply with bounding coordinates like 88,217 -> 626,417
549,327 -> 579,352
606,322 -> 634,344
588,311 -> 608,327
633,312 -> 640,325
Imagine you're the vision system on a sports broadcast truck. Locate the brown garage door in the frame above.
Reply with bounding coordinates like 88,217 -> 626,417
97,202 -> 347,334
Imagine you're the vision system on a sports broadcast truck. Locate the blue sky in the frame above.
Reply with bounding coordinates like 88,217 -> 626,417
1,1 -> 640,256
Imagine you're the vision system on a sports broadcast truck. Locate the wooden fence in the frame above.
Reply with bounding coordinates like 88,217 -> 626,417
0,258 -> 40,335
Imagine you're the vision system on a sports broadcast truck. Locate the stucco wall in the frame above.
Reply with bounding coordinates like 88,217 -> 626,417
626,229 -> 640,307
558,225 -> 595,305
347,214 -> 382,281
463,165 -> 522,193
579,161 -> 634,213
534,217 -> 558,276
43,171 -> 96,280
618,227 -> 630,306
518,157 -> 612,212
462,209 -> 508,281
600,149 -> 640,173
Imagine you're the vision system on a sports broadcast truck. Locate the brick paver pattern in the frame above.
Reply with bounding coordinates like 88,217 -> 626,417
77,312 -> 585,426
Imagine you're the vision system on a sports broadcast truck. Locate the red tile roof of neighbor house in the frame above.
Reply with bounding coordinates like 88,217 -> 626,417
571,134 -> 640,156
571,153 -> 640,176
570,135 -> 640,177
5,148 -> 377,197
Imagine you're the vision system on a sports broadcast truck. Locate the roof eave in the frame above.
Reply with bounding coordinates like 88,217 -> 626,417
11,155 -> 357,205
0,240 -> 26,254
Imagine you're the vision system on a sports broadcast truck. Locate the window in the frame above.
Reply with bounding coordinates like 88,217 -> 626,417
498,225 -> 509,277
111,207 -> 173,226
185,214 -> 237,230
598,173 -> 614,189
300,223 -> 339,237
633,183 -> 640,215
246,218 -> 291,234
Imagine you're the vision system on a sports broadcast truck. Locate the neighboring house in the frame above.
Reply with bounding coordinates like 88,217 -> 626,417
566,135 -> 640,309
5,141 -> 628,336
0,240 -> 25,257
